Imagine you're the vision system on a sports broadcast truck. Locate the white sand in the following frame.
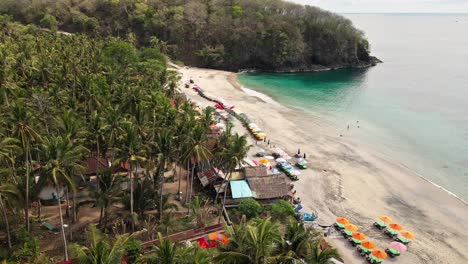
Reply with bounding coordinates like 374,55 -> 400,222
176,66 -> 468,264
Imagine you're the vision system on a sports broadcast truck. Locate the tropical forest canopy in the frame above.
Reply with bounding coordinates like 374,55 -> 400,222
0,0 -> 373,71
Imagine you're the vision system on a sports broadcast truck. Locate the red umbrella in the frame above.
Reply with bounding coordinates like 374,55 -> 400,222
197,237 -> 209,248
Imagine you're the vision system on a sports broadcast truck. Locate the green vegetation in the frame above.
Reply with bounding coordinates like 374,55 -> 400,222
0,15 -> 341,263
0,0 -> 374,71
237,198 -> 262,219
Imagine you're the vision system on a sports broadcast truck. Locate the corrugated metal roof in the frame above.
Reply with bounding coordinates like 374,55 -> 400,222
230,180 -> 253,199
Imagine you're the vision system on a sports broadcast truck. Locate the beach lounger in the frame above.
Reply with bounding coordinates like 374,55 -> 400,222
385,248 -> 400,257
384,228 -> 398,238
374,221 -> 387,230
334,222 -> 345,230
367,255 -> 383,264
348,238 -> 362,247
357,246 -> 371,256
395,236 -> 410,245
341,230 -> 352,238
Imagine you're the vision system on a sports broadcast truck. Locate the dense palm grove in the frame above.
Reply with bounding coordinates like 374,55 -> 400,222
0,0 -> 374,71
0,18 -> 340,263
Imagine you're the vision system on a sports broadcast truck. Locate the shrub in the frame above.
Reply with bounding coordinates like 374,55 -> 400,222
237,198 -> 262,219
267,200 -> 295,223
125,239 -> 142,264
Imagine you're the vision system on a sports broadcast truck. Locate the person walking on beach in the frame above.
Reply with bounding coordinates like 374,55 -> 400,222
347,124 -> 349,130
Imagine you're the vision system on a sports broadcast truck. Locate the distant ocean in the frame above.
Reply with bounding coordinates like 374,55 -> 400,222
237,14 -> 468,201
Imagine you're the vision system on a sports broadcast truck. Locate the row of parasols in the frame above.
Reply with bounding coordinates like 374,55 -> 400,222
334,216 -> 415,263
192,83 -> 267,141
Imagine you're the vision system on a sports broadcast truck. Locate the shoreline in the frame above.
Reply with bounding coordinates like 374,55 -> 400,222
233,74 -> 468,207
236,58 -> 382,74
178,67 -> 468,264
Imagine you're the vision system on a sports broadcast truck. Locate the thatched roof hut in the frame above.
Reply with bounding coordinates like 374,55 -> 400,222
248,174 -> 289,200
243,166 -> 268,178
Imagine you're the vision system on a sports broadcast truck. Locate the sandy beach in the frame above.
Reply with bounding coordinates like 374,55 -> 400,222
176,66 -> 468,264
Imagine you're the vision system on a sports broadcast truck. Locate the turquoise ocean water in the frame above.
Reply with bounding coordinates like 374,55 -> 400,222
237,14 -> 468,201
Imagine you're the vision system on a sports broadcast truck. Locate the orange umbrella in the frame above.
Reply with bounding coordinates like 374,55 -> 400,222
361,241 -> 376,249
371,249 -> 388,259
344,224 -> 358,232
208,232 -> 219,241
400,230 -> 415,239
379,215 -> 392,223
336,217 -> 349,225
388,223 -> 403,231
352,232 -> 366,240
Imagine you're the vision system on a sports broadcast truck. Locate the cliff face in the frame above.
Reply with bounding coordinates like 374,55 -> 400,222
0,0 -> 377,72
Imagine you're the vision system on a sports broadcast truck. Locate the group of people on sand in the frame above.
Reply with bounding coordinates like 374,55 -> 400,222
341,120 -> 360,137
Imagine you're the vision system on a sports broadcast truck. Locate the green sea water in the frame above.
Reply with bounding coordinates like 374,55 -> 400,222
237,14 -> 468,201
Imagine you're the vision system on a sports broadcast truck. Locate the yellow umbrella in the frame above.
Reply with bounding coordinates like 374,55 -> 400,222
379,215 -> 392,223
259,159 -> 269,164
344,224 -> 358,232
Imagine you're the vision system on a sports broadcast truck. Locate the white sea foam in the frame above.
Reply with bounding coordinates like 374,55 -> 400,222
240,86 -> 282,107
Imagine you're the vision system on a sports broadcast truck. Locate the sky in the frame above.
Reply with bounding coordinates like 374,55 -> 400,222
290,0 -> 468,13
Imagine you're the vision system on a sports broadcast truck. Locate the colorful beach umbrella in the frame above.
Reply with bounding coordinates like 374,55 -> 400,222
390,241 -> 408,252
361,241 -> 376,249
400,231 -> 415,240
389,223 -> 403,231
352,232 -> 366,240
379,215 -> 392,223
344,224 -> 358,232
371,249 -> 388,259
336,217 -> 349,225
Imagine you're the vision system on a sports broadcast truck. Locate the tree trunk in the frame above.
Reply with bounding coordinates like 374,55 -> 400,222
188,164 -> 195,216
185,160 -> 190,205
159,162 -> 165,220
56,187 -> 69,261
129,163 -> 134,232
218,172 -> 233,223
72,192 -> 77,223
0,195 -> 12,249
38,200 -> 42,221
99,207 -> 104,225
177,162 -> 182,199
25,144 -> 30,233
65,188 -> 70,218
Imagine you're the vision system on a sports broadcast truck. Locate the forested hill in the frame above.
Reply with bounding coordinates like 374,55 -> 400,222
0,0 -> 377,71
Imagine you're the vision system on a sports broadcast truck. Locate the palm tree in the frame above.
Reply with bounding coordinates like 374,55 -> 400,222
118,123 -> 146,232
69,224 -> 141,264
123,177 -> 156,219
0,183 -> 20,249
149,232 -> 181,264
183,125 -> 212,214
191,196 -> 211,228
217,133 -> 250,221
152,129 -> 174,219
276,220 -> 320,261
215,217 -> 281,264
92,170 -> 123,228
8,101 -> 41,233
39,135 -> 87,261
304,239 -> 340,264
0,136 -> 20,183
